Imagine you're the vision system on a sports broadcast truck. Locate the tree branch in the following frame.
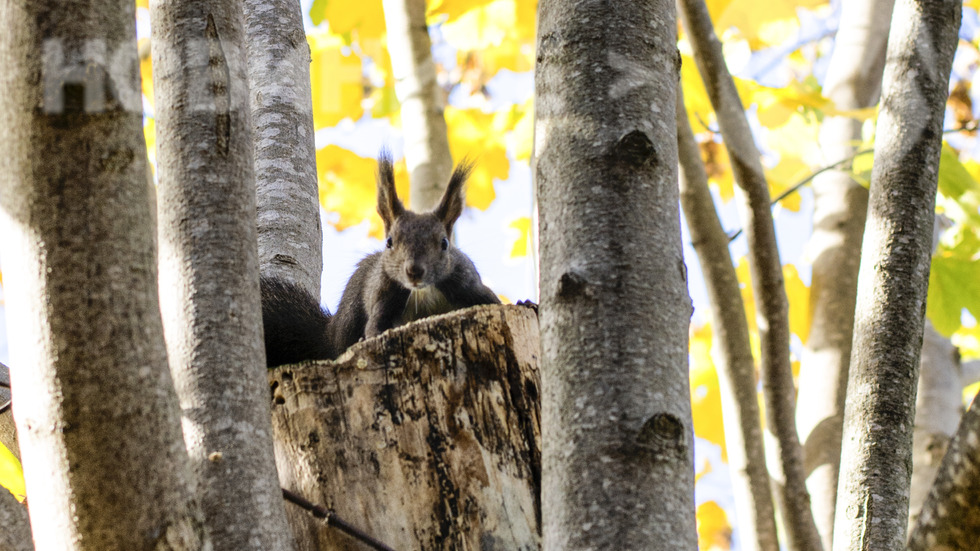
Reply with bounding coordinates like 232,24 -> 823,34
677,86 -> 779,551
677,1 -> 822,549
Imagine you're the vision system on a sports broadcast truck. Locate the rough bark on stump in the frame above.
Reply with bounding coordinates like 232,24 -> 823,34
270,304 -> 541,551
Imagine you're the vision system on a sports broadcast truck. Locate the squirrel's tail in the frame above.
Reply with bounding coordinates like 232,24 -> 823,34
260,276 -> 334,367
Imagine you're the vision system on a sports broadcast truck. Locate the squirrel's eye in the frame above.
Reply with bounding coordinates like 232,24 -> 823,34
386,237 -> 393,249
441,237 -> 449,251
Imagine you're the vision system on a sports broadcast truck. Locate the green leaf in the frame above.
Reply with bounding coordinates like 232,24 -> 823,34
928,226 -> 980,336
309,0 -> 327,26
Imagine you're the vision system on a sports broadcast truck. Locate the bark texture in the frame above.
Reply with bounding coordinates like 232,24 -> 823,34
908,322 -> 961,528
677,88 -> 779,551
244,0 -> 323,294
677,1 -> 821,549
0,1 -> 208,548
795,2 -> 893,548
270,305 -> 541,551
382,0 -> 454,210
906,391 -> 980,551
0,363 -> 15,462
0,487 -> 31,551
151,2 -> 295,550
831,0 -> 961,548
535,1 -> 696,549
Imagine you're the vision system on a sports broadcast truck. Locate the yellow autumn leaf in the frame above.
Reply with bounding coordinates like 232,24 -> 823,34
697,501 -> 733,550
314,0 -> 386,40
143,118 -> 156,159
680,53 -> 716,132
953,321 -> 980,360
707,0 -> 826,48
135,0 -> 148,9
764,112 -> 820,163
308,31 -> 365,129
0,442 -> 25,502
734,257 -> 763,357
765,156 -> 809,212
508,216 -> 531,258
445,106 -> 509,209
784,264 -> 810,344
317,145 -> 409,237
440,0 -> 536,74
507,100 -> 534,161
690,323 -> 728,460
699,140 -> 736,202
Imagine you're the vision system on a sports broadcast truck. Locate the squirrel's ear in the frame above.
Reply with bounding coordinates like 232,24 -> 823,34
376,148 -> 404,234
434,158 -> 473,235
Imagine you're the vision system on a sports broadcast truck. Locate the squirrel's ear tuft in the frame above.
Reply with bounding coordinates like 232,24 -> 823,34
434,158 -> 473,235
376,148 -> 404,234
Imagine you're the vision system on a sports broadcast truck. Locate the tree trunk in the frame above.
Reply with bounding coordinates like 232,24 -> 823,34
0,363 -> 15,463
908,321 -> 961,528
271,305 -> 541,551
677,87 -> 779,551
382,0 -> 454,210
906,390 -> 980,551
0,487 -> 31,551
244,0 -> 323,294
535,1 -> 696,549
795,2 -> 893,548
831,0 -> 961,548
677,1 -> 821,549
150,2 -> 296,550
0,1 -> 208,548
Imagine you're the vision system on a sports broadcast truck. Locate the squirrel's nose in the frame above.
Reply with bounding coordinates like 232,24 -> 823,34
406,264 -> 425,282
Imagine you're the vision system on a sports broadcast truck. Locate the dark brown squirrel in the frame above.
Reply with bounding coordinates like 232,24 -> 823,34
260,150 -> 499,367
327,149 -> 500,354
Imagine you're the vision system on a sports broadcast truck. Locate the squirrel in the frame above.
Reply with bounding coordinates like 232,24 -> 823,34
260,150 -> 500,367
260,276 -> 334,367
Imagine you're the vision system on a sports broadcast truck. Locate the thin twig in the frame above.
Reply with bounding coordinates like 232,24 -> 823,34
727,148 -> 875,242
0,401 -> 9,415
281,488 -> 399,551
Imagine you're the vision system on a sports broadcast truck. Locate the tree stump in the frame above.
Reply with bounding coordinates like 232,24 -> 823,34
269,304 -> 541,551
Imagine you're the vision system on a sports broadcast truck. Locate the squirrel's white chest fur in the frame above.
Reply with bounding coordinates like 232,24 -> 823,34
400,286 -> 453,325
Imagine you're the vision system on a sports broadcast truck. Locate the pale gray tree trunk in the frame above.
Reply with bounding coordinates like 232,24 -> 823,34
151,2 -> 295,550
831,0 -> 961,548
382,0 -> 453,210
535,1 -> 696,549
677,1 -> 821,549
795,2 -> 893,548
906,390 -> 980,550
244,0 -> 323,294
0,486 -> 31,551
677,88 -> 779,551
0,1 -> 208,548
908,322 -> 961,528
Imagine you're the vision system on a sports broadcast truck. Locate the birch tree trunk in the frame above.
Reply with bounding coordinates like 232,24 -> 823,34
0,1 -> 208,548
244,0 -> 323,294
271,305 -> 541,551
151,2 -> 295,549
677,0 -> 821,548
535,1 -> 696,548
677,87 -> 779,551
382,0 -> 454,210
832,0 -> 961,548
795,3 -> 893,548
